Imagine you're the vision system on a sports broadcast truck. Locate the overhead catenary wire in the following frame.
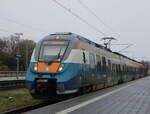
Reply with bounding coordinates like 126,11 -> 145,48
77,0 -> 120,38
118,44 -> 133,53
0,27 -> 40,39
0,17 -> 48,38
52,0 -> 107,36
111,43 -> 132,46
0,16 -> 49,35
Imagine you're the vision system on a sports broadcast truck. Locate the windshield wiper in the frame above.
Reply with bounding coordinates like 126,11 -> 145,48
39,48 -> 63,65
46,48 -> 62,65
57,48 -> 62,59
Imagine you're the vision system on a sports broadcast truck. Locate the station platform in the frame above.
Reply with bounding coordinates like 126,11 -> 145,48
25,76 -> 150,114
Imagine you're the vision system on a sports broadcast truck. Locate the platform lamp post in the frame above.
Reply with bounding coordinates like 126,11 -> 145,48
26,40 -> 30,71
16,54 -> 22,79
14,33 -> 23,79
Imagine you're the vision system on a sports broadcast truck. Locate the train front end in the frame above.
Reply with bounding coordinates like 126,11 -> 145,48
26,34 -> 82,97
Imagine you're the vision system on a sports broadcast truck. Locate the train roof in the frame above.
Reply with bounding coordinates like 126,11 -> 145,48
50,32 -> 107,49
113,52 -> 141,64
44,32 -> 141,64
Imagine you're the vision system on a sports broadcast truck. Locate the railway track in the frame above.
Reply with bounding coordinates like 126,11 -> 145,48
1,78 -> 145,114
0,80 -> 25,90
1,94 -> 78,114
2,100 -> 51,114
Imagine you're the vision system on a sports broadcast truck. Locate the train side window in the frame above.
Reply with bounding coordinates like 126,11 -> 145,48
83,52 -> 86,63
93,54 -> 96,65
115,64 -> 117,73
112,63 -> 115,72
108,60 -> 111,71
117,65 -> 119,73
116,64 -> 118,73
119,64 -> 121,73
114,64 -> 116,73
96,55 -> 101,72
123,65 -> 125,72
102,56 -> 106,72
89,53 -> 95,68
112,64 -> 114,72
127,66 -> 129,73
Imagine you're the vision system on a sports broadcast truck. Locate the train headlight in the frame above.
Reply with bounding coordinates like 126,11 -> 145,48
58,64 -> 64,72
34,63 -> 38,71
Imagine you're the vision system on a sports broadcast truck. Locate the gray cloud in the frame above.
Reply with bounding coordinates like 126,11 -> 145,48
0,0 -> 149,61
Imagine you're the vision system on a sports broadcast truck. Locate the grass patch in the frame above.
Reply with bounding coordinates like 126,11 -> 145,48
0,88 -> 41,112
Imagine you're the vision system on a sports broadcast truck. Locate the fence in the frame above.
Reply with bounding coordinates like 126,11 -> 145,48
0,80 -> 25,90
0,71 -> 26,77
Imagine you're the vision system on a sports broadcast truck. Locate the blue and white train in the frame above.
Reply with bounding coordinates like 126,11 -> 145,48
26,32 -> 147,97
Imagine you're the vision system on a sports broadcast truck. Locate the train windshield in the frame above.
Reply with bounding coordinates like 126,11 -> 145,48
39,40 -> 68,62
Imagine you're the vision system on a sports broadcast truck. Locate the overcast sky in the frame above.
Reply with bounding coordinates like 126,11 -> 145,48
0,0 -> 150,61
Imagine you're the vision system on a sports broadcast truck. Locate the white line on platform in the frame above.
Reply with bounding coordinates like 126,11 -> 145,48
56,83 -> 136,114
